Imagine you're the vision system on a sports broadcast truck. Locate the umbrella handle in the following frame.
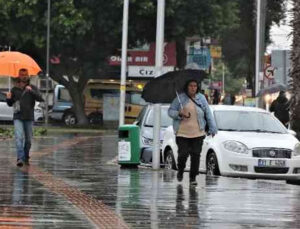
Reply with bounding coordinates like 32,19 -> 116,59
176,91 -> 183,109
182,112 -> 191,118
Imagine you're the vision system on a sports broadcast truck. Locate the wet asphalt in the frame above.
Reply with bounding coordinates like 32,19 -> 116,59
0,132 -> 300,228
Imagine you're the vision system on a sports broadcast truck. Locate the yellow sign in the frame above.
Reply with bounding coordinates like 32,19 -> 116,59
210,45 -> 222,58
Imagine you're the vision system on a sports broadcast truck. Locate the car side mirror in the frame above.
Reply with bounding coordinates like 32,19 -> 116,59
288,129 -> 297,136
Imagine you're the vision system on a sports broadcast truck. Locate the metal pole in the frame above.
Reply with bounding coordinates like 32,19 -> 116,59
152,0 -> 165,170
119,0 -> 129,126
45,0 -> 51,126
8,46 -> 11,92
255,0 -> 261,107
283,50 -> 287,84
222,62 -> 225,94
259,0 -> 267,92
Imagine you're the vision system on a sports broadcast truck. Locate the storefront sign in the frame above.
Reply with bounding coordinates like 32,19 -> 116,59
187,47 -> 211,70
210,45 -> 222,58
108,42 -> 176,66
128,66 -> 174,77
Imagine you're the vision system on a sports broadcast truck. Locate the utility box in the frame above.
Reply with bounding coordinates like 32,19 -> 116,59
118,125 -> 140,166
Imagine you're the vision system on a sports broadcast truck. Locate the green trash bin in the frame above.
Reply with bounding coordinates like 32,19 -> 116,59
118,125 -> 140,166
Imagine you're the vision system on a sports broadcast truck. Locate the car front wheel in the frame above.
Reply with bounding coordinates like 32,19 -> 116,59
164,149 -> 176,170
206,152 -> 220,176
63,112 -> 77,126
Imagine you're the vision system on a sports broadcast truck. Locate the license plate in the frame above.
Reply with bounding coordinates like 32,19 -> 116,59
258,159 -> 286,167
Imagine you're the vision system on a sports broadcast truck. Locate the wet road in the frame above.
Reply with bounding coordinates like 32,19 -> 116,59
0,133 -> 300,228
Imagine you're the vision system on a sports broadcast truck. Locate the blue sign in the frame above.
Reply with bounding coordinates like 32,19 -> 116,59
187,47 -> 211,70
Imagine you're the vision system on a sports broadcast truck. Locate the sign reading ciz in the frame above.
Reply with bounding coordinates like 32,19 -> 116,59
128,66 -> 174,77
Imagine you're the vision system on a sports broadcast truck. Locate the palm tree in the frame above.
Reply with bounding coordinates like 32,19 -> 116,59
290,1 -> 300,139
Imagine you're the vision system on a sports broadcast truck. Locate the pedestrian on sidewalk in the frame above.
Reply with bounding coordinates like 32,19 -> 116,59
270,90 -> 290,128
168,79 -> 217,186
6,68 -> 44,167
212,89 -> 220,104
222,92 -> 235,105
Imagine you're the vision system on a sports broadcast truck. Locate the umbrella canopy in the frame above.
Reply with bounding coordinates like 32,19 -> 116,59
256,83 -> 287,97
0,51 -> 41,77
142,69 -> 207,103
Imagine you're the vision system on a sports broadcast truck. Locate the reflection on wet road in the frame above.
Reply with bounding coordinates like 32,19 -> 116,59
0,133 -> 300,228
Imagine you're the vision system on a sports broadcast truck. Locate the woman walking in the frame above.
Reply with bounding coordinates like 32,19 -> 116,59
168,80 -> 217,185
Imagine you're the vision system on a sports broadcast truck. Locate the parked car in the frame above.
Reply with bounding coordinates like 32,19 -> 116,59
50,80 -> 146,125
162,105 -> 300,180
134,104 -> 172,163
0,91 -> 44,122
0,91 -> 13,121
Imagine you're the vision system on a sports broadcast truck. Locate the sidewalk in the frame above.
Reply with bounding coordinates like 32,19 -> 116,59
1,132 -> 300,228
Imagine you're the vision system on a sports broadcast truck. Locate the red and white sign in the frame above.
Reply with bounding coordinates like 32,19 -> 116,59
108,42 -> 177,66
264,65 -> 275,79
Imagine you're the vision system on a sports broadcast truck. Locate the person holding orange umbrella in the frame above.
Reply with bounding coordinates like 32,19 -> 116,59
6,68 -> 44,167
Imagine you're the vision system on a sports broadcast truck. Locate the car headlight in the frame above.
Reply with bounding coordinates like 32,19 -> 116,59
142,137 -> 153,146
223,141 -> 248,154
34,108 -> 43,113
294,143 -> 300,156
142,137 -> 163,146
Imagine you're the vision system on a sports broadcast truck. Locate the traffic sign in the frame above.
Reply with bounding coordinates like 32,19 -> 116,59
264,65 -> 275,79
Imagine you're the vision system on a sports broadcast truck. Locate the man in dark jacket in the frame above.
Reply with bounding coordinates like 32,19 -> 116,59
6,68 -> 44,167
212,89 -> 220,104
270,91 -> 290,128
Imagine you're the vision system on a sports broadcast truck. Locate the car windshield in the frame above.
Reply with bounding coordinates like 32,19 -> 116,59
214,110 -> 287,134
145,106 -> 172,128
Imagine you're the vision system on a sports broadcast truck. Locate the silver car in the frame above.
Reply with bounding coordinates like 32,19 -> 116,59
134,104 -> 172,164
0,91 -> 44,122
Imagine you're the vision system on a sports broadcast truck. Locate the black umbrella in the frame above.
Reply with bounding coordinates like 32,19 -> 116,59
142,69 -> 207,103
256,83 -> 287,97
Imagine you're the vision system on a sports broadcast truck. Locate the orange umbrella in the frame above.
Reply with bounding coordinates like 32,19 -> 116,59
0,51 -> 41,77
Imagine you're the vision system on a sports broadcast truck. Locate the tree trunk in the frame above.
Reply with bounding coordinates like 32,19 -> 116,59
68,85 -> 89,125
290,0 -> 300,140
175,38 -> 187,69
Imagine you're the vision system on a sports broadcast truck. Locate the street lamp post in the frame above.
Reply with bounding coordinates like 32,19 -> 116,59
152,0 -> 165,170
45,0 -> 51,126
119,0 -> 129,126
222,62 -> 225,95
255,0 -> 261,107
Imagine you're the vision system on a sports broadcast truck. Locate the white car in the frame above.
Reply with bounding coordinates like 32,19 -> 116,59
134,104 -> 172,163
0,91 -> 44,122
162,105 -> 300,180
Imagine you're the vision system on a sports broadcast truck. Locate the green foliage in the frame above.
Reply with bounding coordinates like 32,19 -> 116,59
212,60 -> 245,95
165,0 -> 240,40
221,0 -> 286,89
34,127 -> 47,136
0,127 -> 14,138
0,127 -> 47,138
0,0 -> 241,71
